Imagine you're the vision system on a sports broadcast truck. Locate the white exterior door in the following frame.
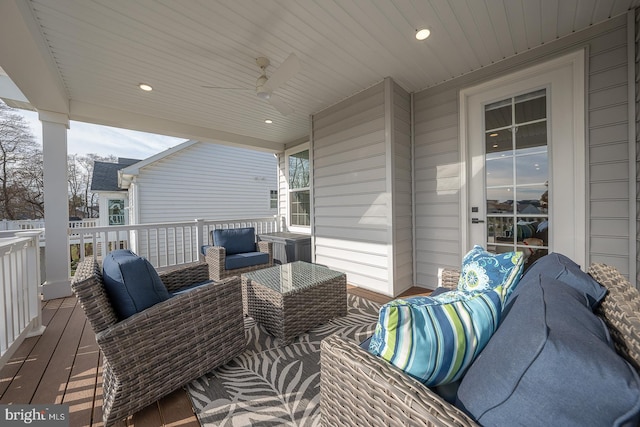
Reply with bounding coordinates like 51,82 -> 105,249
460,50 -> 586,268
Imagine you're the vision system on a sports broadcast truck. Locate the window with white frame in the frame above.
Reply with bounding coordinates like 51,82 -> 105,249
108,199 -> 125,225
270,190 -> 278,209
287,148 -> 310,228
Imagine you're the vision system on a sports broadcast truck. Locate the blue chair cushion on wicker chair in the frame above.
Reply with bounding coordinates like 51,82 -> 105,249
226,252 -> 270,270
102,249 -> 171,320
212,227 -> 269,270
213,227 -> 257,255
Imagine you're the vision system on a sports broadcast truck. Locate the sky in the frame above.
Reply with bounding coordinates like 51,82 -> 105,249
18,109 -> 185,160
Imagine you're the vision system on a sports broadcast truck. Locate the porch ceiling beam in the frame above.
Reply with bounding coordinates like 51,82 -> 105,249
70,100 -> 285,154
0,0 -> 69,114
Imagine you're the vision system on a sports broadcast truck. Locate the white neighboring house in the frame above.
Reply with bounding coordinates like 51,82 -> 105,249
91,158 -> 139,227
91,140 -> 278,227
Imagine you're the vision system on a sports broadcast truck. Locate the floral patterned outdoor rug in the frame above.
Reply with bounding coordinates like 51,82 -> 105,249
187,294 -> 381,426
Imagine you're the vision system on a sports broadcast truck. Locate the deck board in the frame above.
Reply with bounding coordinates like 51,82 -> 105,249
32,298 -> 85,404
0,285 -> 431,425
158,390 -> 200,427
0,299 -> 61,397
64,316 -> 100,427
0,335 -> 39,397
1,298 -> 75,404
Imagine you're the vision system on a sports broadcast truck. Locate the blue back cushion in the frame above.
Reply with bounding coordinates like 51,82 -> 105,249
102,249 -> 171,320
455,274 -> 640,426
523,252 -> 607,309
213,227 -> 256,255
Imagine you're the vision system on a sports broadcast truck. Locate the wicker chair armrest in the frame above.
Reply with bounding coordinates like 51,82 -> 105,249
96,276 -> 243,374
71,258 -> 119,333
441,268 -> 460,290
257,240 -> 272,255
588,262 -> 640,370
320,334 -> 478,427
157,262 -> 209,292
205,245 -> 226,262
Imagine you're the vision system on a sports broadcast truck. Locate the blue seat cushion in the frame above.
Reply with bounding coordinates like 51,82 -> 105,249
200,244 -> 213,256
213,227 -> 257,255
225,252 -> 269,270
455,273 -> 640,426
522,252 -> 607,309
102,249 -> 171,320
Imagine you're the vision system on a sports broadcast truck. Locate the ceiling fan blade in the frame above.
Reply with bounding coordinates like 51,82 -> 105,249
264,53 -> 300,91
201,85 -> 249,90
268,94 -> 294,116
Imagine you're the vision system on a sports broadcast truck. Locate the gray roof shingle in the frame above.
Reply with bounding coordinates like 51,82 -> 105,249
91,158 -> 141,192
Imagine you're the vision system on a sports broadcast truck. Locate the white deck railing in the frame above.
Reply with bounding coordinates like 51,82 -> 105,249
69,217 -> 282,272
0,218 -> 98,231
0,217 -> 281,370
0,231 -> 45,370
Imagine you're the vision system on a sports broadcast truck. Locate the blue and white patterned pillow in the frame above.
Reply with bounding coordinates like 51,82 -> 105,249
458,245 -> 524,302
368,286 -> 503,387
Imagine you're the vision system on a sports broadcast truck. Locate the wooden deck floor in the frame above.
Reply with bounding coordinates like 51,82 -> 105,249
0,285 -> 430,426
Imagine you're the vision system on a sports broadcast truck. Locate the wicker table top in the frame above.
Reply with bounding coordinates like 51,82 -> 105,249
242,261 -> 344,295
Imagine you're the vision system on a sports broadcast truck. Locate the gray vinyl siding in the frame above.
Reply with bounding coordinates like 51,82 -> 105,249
390,81 -> 413,294
135,143 -> 277,223
413,14 -> 634,287
413,87 -> 461,288
312,82 -> 389,294
311,79 -> 413,296
637,8 -> 640,286
589,20 -> 631,274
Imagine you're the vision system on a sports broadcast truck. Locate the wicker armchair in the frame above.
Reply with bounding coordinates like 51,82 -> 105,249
320,263 -> 640,426
71,258 -> 246,426
205,227 -> 273,280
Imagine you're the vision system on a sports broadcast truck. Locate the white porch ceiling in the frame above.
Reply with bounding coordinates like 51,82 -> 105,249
0,0 -> 638,152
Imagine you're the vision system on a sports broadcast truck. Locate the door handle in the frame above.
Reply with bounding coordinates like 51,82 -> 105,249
471,218 -> 485,224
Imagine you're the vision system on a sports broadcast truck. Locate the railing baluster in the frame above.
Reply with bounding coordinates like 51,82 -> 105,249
62,216 -> 280,271
0,232 -> 44,370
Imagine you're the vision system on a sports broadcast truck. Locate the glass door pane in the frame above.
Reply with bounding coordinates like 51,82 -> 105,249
484,89 -> 549,267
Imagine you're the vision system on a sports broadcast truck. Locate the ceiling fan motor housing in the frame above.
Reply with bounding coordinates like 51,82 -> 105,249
256,74 -> 271,99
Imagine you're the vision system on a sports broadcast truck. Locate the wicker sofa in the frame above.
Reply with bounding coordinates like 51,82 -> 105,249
71,257 -> 246,426
320,262 -> 640,426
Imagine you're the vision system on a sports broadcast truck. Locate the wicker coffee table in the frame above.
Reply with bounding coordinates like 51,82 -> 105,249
241,261 -> 347,344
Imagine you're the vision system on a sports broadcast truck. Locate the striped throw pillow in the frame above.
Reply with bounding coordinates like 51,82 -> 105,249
368,286 -> 503,387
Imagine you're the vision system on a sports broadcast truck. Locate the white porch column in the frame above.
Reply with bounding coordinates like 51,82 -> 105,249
40,110 -> 71,300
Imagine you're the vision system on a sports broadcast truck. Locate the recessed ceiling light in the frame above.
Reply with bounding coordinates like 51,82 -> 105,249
138,83 -> 153,91
492,144 -> 499,148
415,28 -> 431,40
264,119 -> 273,124
489,132 -> 499,137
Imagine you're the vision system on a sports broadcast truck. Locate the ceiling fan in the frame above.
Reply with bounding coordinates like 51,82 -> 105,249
203,53 -> 300,116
